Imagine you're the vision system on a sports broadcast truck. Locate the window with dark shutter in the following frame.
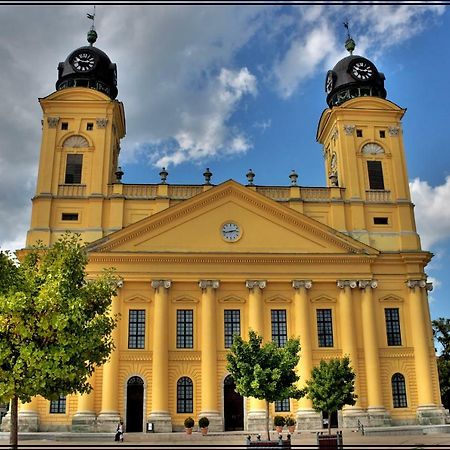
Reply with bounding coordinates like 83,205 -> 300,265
367,160 -> 385,190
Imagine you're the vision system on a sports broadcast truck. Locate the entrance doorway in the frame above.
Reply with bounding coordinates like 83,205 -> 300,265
126,376 -> 144,432
224,375 -> 244,431
322,410 -> 338,429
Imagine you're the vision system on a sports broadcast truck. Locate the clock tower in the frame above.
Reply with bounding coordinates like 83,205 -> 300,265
27,28 -> 125,247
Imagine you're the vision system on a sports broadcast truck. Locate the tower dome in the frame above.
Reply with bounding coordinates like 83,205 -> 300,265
55,30 -> 118,99
325,38 -> 386,107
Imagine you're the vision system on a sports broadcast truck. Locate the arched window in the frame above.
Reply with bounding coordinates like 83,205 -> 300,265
391,373 -> 407,408
177,377 -> 193,413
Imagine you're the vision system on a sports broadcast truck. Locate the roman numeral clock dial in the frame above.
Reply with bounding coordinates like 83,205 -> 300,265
221,222 -> 241,242
349,59 -> 375,81
71,52 -> 96,72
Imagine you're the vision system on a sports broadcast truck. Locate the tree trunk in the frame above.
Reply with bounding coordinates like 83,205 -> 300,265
328,410 -> 331,435
10,395 -> 18,450
266,400 -> 270,441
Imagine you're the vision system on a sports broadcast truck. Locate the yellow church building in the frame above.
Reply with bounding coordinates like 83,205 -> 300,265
6,27 -> 449,433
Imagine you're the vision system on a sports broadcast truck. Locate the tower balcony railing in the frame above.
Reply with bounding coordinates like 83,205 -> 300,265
365,189 -> 391,202
57,184 -> 86,197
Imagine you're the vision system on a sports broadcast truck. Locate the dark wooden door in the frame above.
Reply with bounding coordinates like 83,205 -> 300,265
126,376 -> 144,432
224,375 -> 244,431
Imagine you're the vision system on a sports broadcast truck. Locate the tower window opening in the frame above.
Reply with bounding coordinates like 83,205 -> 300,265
374,217 -> 388,225
379,130 -> 386,138
356,129 -> 363,137
86,123 -> 94,131
367,160 -> 385,190
64,154 -> 83,184
61,122 -> 68,130
61,213 -> 78,221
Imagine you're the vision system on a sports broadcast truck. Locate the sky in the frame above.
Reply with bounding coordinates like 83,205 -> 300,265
0,2 -> 449,321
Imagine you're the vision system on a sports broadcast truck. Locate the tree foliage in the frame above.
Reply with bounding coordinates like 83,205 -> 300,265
226,330 -> 303,439
304,356 -> 357,434
432,317 -> 450,410
0,234 -> 118,447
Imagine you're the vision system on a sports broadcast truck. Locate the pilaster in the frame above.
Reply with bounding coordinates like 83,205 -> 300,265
199,280 -> 223,431
148,280 -> 172,432
97,281 -> 122,431
292,280 -> 322,430
246,280 -> 268,431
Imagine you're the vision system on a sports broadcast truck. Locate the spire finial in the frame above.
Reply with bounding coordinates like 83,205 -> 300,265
343,20 -> 355,55
87,6 -> 97,46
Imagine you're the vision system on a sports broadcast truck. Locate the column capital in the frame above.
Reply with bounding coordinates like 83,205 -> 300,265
246,280 -> 266,290
199,280 -> 220,290
358,280 -> 378,290
406,279 -> 426,289
292,280 -> 312,290
337,280 -> 358,289
116,278 -> 124,289
151,280 -> 172,290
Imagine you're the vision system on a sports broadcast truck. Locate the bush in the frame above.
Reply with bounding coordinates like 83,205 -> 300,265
273,415 -> 286,427
285,415 -> 296,427
198,416 -> 209,428
184,417 -> 194,428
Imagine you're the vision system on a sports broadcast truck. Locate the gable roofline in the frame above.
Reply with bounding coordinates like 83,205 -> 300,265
86,179 -> 379,255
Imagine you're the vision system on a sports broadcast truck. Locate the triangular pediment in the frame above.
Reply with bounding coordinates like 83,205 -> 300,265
311,294 -> 336,303
88,180 -> 378,256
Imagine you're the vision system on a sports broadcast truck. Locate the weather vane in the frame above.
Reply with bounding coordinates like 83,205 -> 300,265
87,5 -> 96,30
86,5 -> 97,46
343,19 -> 355,55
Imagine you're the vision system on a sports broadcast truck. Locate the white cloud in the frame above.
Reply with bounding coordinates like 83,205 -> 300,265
410,177 -> 450,249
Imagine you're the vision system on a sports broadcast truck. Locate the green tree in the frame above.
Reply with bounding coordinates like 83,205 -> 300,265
0,234 -> 119,449
432,318 -> 450,410
226,330 -> 303,440
304,356 -> 357,434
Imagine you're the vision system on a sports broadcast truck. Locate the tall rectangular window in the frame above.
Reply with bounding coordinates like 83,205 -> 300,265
385,308 -> 402,346
274,398 -> 290,412
65,154 -> 83,184
317,309 -> 334,347
128,309 -> 145,349
224,309 -> 240,348
49,396 -> 66,414
177,309 -> 193,348
367,160 -> 385,190
271,309 -> 287,347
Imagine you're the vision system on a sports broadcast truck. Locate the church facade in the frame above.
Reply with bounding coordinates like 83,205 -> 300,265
10,28 -> 449,432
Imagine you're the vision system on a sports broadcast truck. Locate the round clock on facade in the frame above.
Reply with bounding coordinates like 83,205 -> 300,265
221,222 -> 241,242
349,59 -> 375,81
71,51 -> 96,72
325,70 -> 335,94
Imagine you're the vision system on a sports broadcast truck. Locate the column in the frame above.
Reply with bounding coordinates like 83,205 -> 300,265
293,280 -> 322,430
97,281 -> 123,431
199,280 -> 222,431
337,280 -> 367,427
12,398 -> 39,432
359,280 -> 390,426
72,375 -> 96,431
148,280 -> 172,432
407,280 -> 446,424
245,280 -> 267,432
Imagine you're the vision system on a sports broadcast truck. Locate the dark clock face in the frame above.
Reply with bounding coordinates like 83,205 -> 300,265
71,52 -> 96,72
325,71 -> 334,94
350,60 -> 375,81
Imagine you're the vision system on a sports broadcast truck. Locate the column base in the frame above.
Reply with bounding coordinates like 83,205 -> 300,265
147,411 -> 172,433
342,406 -> 369,429
72,412 -> 97,432
296,408 -> 322,430
96,412 -> 121,432
199,411 -> 223,432
0,412 -> 11,432
17,410 -> 40,432
247,410 -> 268,432
416,405 -> 448,425
367,407 -> 391,427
